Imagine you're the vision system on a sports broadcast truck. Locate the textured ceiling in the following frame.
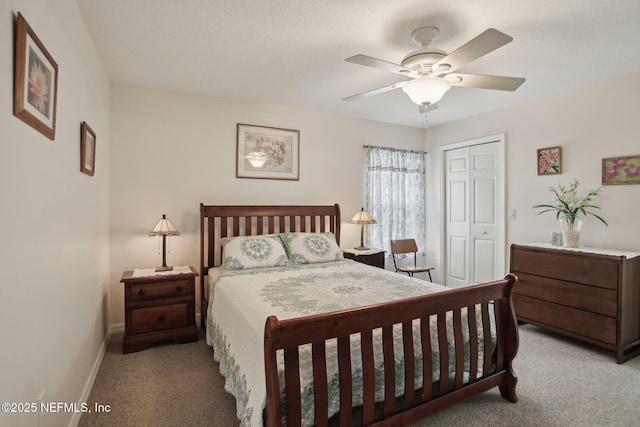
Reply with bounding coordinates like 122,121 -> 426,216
76,0 -> 640,128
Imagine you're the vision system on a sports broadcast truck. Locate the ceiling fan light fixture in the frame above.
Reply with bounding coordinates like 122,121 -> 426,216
402,77 -> 452,106
246,151 -> 268,168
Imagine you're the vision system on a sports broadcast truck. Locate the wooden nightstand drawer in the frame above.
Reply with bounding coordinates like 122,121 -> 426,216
131,302 -> 190,334
343,249 -> 385,269
129,279 -> 192,301
121,266 -> 199,353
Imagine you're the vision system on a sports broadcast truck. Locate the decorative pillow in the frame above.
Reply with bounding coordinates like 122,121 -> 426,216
220,235 -> 289,270
279,232 -> 343,264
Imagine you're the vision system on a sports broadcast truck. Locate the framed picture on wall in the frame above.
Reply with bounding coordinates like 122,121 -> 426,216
13,12 -> 59,140
537,146 -> 562,175
80,121 -> 96,176
602,155 -> 640,185
236,123 -> 300,180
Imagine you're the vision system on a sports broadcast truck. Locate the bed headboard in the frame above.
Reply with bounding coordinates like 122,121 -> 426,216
199,204 -> 341,326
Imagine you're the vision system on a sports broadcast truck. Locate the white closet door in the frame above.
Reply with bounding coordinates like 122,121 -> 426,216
445,147 -> 470,287
445,140 -> 503,287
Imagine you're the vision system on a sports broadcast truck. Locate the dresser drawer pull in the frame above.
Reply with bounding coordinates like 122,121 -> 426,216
138,289 -> 145,296
158,314 -> 165,321
177,285 -> 184,292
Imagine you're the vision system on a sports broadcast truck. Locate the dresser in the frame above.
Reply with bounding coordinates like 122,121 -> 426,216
510,243 -> 640,363
121,266 -> 199,353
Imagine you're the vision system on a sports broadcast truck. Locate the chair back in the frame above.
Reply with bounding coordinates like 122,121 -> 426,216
390,239 -> 419,269
390,239 -> 419,255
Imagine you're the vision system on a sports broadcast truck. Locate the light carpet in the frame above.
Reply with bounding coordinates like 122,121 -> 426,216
79,325 -> 640,426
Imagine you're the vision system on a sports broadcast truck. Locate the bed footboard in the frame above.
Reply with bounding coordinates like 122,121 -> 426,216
263,274 -> 518,426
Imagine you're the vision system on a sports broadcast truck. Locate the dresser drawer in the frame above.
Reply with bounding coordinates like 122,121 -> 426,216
129,279 -> 192,301
514,294 -> 616,345
511,248 -> 619,290
130,302 -> 190,334
514,272 -> 617,317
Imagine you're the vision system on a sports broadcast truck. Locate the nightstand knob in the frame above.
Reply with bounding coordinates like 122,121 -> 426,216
177,285 -> 184,292
138,289 -> 145,296
158,314 -> 165,321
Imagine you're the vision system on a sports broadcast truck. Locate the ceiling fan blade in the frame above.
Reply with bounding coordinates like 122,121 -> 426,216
345,54 -> 414,76
447,73 -> 525,91
341,81 -> 408,101
433,29 -> 513,73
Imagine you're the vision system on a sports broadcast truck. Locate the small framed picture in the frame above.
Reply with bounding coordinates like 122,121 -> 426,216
236,124 -> 300,180
80,122 -> 96,176
537,146 -> 562,175
602,155 -> 640,185
13,12 -> 59,140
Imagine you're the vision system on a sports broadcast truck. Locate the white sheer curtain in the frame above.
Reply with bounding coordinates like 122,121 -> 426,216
366,145 -> 426,253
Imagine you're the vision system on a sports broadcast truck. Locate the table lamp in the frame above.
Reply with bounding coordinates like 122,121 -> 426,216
349,208 -> 376,250
149,214 -> 180,271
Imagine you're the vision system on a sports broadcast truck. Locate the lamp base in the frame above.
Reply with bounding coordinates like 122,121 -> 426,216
353,246 -> 370,251
155,265 -> 173,272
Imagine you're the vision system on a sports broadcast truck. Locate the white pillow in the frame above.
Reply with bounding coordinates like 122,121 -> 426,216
279,232 -> 343,264
220,235 -> 289,270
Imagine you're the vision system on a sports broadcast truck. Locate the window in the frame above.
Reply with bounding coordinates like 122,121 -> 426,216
366,146 -> 426,253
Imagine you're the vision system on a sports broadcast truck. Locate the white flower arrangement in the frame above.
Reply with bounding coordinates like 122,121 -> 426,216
532,179 -> 608,228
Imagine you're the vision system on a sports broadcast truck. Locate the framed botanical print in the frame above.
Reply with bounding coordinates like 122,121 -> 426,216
13,12 -> 59,140
537,146 -> 562,175
602,154 -> 640,185
236,124 -> 300,180
80,122 -> 96,176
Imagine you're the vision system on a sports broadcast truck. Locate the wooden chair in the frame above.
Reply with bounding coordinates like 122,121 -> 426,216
390,238 -> 434,281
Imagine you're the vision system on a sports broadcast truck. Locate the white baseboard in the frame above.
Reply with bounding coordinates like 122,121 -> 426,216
109,322 -> 125,335
67,315 -> 200,427
68,323 -> 122,427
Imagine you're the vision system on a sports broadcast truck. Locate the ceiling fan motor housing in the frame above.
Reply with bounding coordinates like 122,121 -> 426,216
401,49 -> 447,75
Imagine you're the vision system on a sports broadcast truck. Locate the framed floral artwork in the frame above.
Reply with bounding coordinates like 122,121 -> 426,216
80,122 -> 96,176
602,155 -> 640,185
537,146 -> 562,175
13,12 -> 59,140
236,124 -> 300,180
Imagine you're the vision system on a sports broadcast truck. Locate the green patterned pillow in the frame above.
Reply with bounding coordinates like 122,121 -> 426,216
220,235 -> 289,270
279,232 -> 343,264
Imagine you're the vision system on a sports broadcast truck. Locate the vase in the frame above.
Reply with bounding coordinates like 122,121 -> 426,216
559,215 -> 583,248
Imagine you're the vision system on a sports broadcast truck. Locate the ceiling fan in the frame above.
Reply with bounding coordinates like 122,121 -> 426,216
343,27 -> 525,109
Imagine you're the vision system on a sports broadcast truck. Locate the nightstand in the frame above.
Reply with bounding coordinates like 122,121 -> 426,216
343,248 -> 385,269
121,266 -> 199,353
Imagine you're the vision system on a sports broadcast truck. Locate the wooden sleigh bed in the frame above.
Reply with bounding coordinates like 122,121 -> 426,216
200,203 -> 519,426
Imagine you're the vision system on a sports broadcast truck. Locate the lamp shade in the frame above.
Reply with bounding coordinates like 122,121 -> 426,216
149,214 -> 180,272
349,208 -> 376,224
401,77 -> 452,106
350,208 -> 376,250
149,214 -> 180,236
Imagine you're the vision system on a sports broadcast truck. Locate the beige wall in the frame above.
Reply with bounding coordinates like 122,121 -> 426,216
4,2 -> 640,423
108,84 -> 427,326
425,71 -> 640,281
0,1 -> 110,426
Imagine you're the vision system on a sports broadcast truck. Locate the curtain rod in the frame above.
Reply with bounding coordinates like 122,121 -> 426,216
362,144 -> 428,154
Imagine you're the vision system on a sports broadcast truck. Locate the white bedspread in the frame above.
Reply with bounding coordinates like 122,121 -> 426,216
206,260 -> 491,426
